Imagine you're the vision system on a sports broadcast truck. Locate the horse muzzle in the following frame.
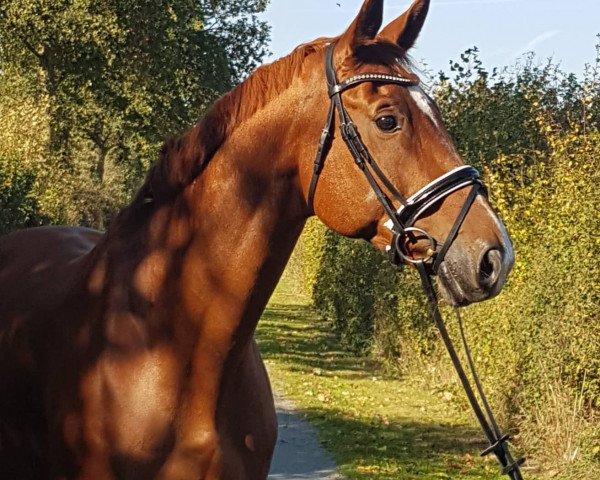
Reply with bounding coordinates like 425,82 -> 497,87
436,240 -> 515,306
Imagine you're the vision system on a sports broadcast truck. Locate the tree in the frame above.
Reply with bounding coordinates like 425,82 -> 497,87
0,0 -> 270,227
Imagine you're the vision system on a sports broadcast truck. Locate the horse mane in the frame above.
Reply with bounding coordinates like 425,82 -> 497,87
131,37 -> 412,206
130,38 -> 329,205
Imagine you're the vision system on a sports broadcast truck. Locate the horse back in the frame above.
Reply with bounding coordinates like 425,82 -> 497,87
0,225 -> 101,270
0,225 -> 104,363
0,226 -> 103,477
0,226 -> 101,311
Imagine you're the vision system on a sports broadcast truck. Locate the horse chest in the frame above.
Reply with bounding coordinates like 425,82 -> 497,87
78,345 -> 182,461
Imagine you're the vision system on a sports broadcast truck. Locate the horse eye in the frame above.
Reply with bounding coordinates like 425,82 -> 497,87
375,116 -> 399,132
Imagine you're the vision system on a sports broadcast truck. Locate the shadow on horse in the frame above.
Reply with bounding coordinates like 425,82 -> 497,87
0,1 -> 513,478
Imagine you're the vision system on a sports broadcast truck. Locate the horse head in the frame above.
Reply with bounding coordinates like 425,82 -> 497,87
301,0 -> 514,306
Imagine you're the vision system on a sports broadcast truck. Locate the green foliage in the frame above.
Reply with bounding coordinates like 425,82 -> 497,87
0,155 -> 45,234
304,42 -> 600,476
0,0 -> 270,228
455,132 -> 600,474
199,0 -> 271,83
301,218 -> 328,296
312,233 -> 382,353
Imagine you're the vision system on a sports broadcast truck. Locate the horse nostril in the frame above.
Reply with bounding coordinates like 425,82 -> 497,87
479,248 -> 503,289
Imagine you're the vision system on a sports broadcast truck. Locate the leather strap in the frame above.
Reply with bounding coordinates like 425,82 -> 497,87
307,101 -> 335,207
432,184 -> 481,273
416,263 -> 526,479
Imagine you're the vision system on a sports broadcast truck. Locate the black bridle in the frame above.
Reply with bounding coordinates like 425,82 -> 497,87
308,44 -> 484,274
308,42 -> 525,479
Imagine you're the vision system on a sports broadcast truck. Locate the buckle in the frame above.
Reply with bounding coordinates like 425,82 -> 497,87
481,434 -> 511,457
392,227 -> 437,266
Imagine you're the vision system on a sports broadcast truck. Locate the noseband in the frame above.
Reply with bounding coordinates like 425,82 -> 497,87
308,42 -> 525,479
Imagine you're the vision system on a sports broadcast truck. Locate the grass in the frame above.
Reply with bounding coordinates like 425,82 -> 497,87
256,277 -> 533,480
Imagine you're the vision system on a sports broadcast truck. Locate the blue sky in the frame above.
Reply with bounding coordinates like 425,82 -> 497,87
259,0 -> 600,77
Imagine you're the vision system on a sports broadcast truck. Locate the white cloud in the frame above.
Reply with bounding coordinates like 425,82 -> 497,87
513,29 -> 561,58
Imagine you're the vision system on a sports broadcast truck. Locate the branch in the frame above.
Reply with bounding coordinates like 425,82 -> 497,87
1,15 -> 45,59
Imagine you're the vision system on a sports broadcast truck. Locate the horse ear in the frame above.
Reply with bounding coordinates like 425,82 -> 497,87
379,0 -> 430,52
337,0 -> 384,55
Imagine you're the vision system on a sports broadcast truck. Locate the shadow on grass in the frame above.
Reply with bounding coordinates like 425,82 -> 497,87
257,302 -> 503,479
296,407 -> 496,479
258,303 -> 373,380
297,403 -> 502,478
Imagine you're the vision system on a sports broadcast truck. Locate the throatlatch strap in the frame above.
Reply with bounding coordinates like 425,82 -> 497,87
415,262 -> 525,479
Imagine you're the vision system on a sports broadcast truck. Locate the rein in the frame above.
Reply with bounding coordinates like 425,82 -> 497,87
309,42 -> 525,479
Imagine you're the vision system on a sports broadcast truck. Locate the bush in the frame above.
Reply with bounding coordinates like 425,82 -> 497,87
0,155 -> 46,234
312,232 -> 383,353
300,217 -> 328,297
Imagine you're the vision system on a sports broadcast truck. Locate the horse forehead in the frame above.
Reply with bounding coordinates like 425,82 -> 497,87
357,81 -> 442,130
407,85 -> 440,127
404,85 -> 462,165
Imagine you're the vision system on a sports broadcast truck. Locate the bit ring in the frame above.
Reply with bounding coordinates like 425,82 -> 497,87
394,227 -> 438,265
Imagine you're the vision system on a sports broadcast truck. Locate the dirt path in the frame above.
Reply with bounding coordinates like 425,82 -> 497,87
268,394 -> 344,480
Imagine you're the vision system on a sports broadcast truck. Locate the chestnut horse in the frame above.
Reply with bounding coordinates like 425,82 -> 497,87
0,1 -> 514,478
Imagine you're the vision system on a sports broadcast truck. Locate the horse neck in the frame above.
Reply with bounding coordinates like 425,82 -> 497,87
175,59 -> 331,342
186,93 -> 311,320
98,75 -> 319,357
